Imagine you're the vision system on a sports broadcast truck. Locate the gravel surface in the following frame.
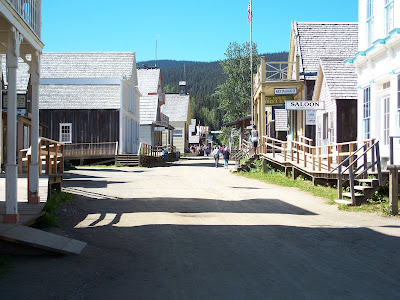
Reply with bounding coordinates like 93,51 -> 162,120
1,156 -> 400,299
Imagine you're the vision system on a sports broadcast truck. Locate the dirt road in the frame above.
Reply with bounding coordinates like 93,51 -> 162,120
1,156 -> 400,299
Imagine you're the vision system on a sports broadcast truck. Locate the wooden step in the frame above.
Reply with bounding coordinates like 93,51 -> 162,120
353,185 -> 373,191
335,199 -> 353,205
342,192 -> 365,198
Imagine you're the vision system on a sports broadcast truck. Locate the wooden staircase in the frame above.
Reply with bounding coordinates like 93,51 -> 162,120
116,154 -> 140,166
333,140 -> 385,206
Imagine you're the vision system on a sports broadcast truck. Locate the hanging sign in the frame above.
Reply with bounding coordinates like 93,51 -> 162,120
266,95 -> 294,105
274,88 -> 297,95
306,111 -> 317,125
154,127 -> 165,132
2,93 -> 28,109
285,100 -> 325,110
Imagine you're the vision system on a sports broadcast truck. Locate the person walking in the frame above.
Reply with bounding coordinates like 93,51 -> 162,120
213,146 -> 220,168
223,147 -> 230,169
251,125 -> 259,154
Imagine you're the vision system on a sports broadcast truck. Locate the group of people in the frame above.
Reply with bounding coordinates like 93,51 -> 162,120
212,145 -> 230,169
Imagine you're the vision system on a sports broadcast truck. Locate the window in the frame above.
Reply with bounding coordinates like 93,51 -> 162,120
59,123 -> 72,143
367,0 -> 374,46
397,75 -> 400,133
363,87 -> 371,139
322,113 -> 328,140
383,96 -> 390,145
385,0 -> 394,35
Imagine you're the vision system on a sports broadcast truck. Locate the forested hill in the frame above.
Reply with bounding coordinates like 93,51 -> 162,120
137,51 -> 288,130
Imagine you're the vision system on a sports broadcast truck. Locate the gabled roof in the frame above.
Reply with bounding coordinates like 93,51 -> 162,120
39,52 -> 136,110
161,94 -> 190,122
41,52 -> 136,79
140,95 -> 159,125
290,22 -> 358,80
314,58 -> 357,100
137,68 -> 161,96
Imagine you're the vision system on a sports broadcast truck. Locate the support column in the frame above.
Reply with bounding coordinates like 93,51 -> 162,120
28,51 -> 41,204
5,27 -> 23,223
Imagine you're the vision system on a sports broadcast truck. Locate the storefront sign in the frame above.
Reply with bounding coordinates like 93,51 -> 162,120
306,111 -> 316,125
2,93 -> 28,109
274,88 -> 297,95
154,127 -> 165,132
266,95 -> 294,105
285,100 -> 325,110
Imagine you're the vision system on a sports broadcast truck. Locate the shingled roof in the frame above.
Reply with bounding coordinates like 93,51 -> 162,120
137,68 -> 160,96
39,52 -> 136,109
41,52 -> 135,79
292,22 -> 358,80
161,94 -> 190,122
317,58 -> 357,100
140,95 -> 159,125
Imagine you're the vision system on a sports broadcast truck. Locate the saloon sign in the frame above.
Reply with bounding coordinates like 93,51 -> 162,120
285,100 -> 325,110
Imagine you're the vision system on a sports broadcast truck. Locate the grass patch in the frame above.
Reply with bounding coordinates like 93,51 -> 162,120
237,160 -> 337,203
33,191 -> 74,229
0,255 -> 14,279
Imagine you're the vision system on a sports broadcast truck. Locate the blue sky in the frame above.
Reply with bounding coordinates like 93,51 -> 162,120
42,0 -> 358,62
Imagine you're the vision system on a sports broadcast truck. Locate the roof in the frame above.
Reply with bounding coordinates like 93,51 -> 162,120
1,56 -> 30,92
40,85 -> 121,109
39,52 -> 136,110
140,95 -> 159,125
292,22 -> 358,80
41,52 -> 136,79
161,94 -> 190,122
317,58 -> 358,100
137,68 -> 160,95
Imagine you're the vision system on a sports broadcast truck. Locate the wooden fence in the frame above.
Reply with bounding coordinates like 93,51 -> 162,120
63,142 -> 118,158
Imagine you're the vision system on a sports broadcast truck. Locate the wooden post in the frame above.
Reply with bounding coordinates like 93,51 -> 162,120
338,165 -> 342,199
291,141 -> 294,161
312,148 -> 315,171
45,141 -> 50,175
303,145 -> 307,168
388,168 -> 399,215
363,142 -> 367,171
60,144 -> 64,174
296,143 -> 299,164
338,144 -> 342,164
349,167 -> 356,206
318,147 -> 322,171
53,144 -> 58,175
284,142 -> 287,161
372,139 -> 376,172
272,140 -> 275,158
327,145 -> 331,171
18,150 -> 23,174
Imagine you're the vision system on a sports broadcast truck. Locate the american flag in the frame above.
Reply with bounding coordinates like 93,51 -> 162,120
248,1 -> 252,23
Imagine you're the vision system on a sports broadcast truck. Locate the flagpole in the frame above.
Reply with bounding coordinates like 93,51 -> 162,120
250,0 -> 253,125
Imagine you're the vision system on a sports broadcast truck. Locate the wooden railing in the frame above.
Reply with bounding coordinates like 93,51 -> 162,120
19,137 -> 64,175
332,140 -> 382,205
63,142 -> 118,158
138,142 -> 176,158
6,0 -> 41,38
262,136 -> 376,173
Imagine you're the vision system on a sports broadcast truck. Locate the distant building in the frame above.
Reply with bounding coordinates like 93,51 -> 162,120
346,0 -> 400,165
137,68 -> 170,146
162,93 -> 191,153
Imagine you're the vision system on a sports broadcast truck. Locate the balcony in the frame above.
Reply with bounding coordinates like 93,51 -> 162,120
6,0 -> 41,38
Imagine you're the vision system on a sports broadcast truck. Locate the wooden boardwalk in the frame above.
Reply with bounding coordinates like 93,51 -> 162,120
0,176 -> 48,225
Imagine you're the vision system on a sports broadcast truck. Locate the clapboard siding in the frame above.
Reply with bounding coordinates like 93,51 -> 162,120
39,109 -> 120,144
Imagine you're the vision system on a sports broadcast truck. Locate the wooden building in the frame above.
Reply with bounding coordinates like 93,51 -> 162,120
39,52 -> 141,159
346,0 -> 400,166
137,67 -> 171,146
313,58 -> 358,146
286,22 -> 358,141
161,93 -> 191,153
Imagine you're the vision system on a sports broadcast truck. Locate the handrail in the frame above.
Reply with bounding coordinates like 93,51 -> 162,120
330,140 -> 375,173
340,142 -> 377,174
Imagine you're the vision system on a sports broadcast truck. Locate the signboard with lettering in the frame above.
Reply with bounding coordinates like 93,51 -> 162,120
2,93 -> 28,109
266,95 -> 294,105
274,88 -> 297,95
285,100 -> 325,110
306,111 -> 316,125
154,127 -> 165,132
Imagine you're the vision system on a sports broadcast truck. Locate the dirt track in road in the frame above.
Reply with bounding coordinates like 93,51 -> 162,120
1,156 -> 400,299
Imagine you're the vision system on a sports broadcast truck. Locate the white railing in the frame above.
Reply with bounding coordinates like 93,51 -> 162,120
265,62 -> 297,81
6,0 -> 41,38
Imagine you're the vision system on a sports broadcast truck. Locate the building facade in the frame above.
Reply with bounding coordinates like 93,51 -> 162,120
346,0 -> 400,165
